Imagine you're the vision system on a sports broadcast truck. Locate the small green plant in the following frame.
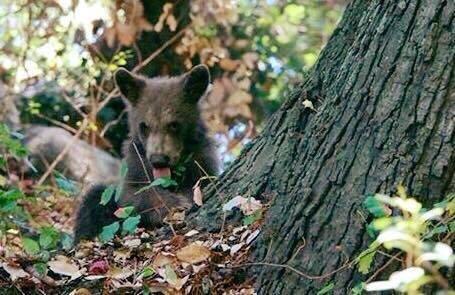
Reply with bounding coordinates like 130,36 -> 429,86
357,186 -> 454,293
99,207 -> 141,242
0,123 -> 30,233
98,161 -> 141,242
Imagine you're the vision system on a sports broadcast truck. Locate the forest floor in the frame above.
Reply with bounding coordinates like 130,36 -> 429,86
0,181 -> 261,294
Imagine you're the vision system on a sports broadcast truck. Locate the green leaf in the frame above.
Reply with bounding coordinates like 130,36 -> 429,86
34,262 -> 48,277
357,250 -> 376,274
448,220 -> 455,233
141,266 -> 155,278
425,225 -> 448,238
349,283 -> 364,295
39,227 -> 60,250
366,223 -> 377,238
356,242 -> 379,274
242,210 -> 262,226
114,206 -> 135,219
135,177 -> 178,195
142,285 -> 151,295
99,221 -> 120,243
164,264 -> 178,285
317,283 -> 334,295
119,161 -> 128,178
0,156 -> 6,168
55,175 -> 79,194
122,215 -> 141,235
61,232 -> 74,251
114,161 -> 128,202
370,217 -> 392,231
22,237 -> 40,256
100,185 -> 116,205
364,196 -> 391,217
0,124 -> 27,158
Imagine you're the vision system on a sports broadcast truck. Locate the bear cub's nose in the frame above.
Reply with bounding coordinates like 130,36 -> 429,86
149,154 -> 171,168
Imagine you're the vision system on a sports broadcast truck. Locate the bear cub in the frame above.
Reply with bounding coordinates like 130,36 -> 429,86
74,65 -> 218,241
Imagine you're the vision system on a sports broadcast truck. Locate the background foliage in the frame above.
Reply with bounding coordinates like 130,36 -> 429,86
0,0 -> 344,163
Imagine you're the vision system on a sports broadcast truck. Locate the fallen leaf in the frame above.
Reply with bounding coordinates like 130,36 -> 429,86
184,230 -> 199,237
69,288 -> 92,295
113,248 -> 131,261
48,256 -> 81,281
153,253 -> 176,268
230,242 -> 245,256
108,266 -> 134,280
124,238 -> 141,248
176,243 -> 211,264
240,197 -> 262,215
193,185 -> 203,206
1,263 -> 30,281
223,196 -> 245,212
223,196 -> 263,215
159,265 -> 187,290
246,229 -> 260,245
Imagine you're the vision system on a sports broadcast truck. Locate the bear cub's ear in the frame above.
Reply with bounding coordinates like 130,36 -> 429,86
114,68 -> 146,104
183,64 -> 211,104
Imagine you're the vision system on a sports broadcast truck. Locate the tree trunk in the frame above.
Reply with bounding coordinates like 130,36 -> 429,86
192,0 -> 454,293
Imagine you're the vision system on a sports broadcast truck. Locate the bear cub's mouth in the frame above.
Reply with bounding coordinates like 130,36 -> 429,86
152,166 -> 171,179
148,154 -> 172,179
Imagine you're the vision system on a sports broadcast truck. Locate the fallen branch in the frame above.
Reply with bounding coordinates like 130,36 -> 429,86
36,119 -> 88,186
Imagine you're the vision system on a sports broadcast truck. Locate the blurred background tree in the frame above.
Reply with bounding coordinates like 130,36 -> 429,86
0,0 -> 344,167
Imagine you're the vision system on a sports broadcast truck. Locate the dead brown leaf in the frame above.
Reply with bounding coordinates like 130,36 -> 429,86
176,243 -> 211,264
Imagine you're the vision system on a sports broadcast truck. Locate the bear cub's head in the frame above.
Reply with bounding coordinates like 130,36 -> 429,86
114,65 -> 211,179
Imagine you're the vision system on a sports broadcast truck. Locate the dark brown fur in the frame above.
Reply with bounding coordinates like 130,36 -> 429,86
74,65 -> 218,241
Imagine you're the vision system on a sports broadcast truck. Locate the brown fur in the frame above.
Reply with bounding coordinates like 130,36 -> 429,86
74,65 -> 218,241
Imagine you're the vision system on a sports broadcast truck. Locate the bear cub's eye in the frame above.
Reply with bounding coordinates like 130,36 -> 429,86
139,122 -> 150,136
167,121 -> 180,132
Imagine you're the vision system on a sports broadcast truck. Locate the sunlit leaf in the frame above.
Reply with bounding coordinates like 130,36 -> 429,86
142,266 -> 155,278
357,249 -> 376,274
22,238 -> 40,256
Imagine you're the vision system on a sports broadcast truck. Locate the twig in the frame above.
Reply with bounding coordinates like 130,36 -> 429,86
100,109 -> 127,137
231,260 -> 351,280
132,27 -> 188,73
35,113 -> 78,134
25,265 -> 56,286
194,160 -> 226,236
132,142 -> 152,183
290,238 -> 306,261
61,91 -> 87,119
131,142 -> 176,236
421,261 -> 449,289
36,119 -> 88,185
365,253 -> 401,283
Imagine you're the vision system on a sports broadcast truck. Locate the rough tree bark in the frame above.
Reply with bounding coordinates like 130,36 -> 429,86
193,0 -> 454,293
